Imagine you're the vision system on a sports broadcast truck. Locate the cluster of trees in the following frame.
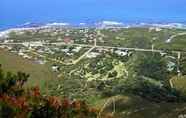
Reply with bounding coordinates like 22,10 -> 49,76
180,56 -> 186,75
0,65 -> 113,118
47,52 -> 186,104
96,53 -> 186,102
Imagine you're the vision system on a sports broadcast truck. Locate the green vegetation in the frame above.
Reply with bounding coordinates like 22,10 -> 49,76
0,49 -> 56,92
0,66 -> 104,118
1,27 -> 186,117
172,76 -> 186,94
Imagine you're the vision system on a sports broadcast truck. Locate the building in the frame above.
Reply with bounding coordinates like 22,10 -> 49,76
64,37 -> 73,44
51,65 -> 60,72
115,50 -> 128,56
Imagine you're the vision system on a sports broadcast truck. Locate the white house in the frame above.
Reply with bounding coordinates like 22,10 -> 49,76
29,41 -> 43,47
72,47 -> 82,53
51,65 -> 60,72
86,52 -> 100,58
115,50 -> 128,56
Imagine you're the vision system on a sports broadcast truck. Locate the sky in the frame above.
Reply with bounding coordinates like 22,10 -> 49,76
1,0 -> 186,28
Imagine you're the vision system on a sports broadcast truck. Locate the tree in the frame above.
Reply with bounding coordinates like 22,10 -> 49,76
0,65 -> 108,118
127,52 -> 169,81
180,57 -> 186,75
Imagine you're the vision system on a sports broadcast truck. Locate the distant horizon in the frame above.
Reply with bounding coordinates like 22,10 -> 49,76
1,0 -> 186,29
1,19 -> 186,30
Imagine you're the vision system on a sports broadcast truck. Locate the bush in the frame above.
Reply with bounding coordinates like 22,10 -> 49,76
0,65 -> 108,118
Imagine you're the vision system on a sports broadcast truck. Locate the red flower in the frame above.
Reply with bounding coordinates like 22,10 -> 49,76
48,96 -> 62,109
32,86 -> 40,97
72,100 -> 81,110
62,98 -> 70,109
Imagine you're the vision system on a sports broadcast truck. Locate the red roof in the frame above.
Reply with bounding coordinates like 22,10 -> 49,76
64,37 -> 71,43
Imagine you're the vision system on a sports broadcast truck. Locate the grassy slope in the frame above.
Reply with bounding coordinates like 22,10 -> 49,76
0,49 -> 56,92
172,76 -> 186,94
95,95 -> 186,118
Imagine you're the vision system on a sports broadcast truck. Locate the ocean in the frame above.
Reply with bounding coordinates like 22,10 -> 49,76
1,0 -> 186,30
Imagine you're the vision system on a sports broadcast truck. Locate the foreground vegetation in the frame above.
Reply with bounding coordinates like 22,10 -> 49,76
0,49 -> 56,92
0,65 -> 114,118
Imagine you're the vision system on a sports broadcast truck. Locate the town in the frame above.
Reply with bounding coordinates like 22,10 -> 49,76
0,26 -> 185,75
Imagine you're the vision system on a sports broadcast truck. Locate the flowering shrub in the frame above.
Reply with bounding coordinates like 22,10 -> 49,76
0,65 -> 112,118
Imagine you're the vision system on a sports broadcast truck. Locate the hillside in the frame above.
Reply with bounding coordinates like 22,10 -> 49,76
0,27 -> 186,117
0,49 -> 56,93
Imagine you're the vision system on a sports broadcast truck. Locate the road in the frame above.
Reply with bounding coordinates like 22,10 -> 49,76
166,32 -> 186,43
72,46 -> 95,64
0,42 -> 186,54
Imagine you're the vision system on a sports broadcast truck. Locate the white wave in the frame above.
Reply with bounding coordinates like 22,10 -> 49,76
102,21 -> 123,25
46,22 -> 70,26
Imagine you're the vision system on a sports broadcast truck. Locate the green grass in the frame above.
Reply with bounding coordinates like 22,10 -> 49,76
172,76 -> 186,94
0,49 -> 56,92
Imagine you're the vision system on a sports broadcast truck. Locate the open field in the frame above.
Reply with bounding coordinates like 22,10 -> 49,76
172,76 -> 186,94
0,49 -> 56,92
